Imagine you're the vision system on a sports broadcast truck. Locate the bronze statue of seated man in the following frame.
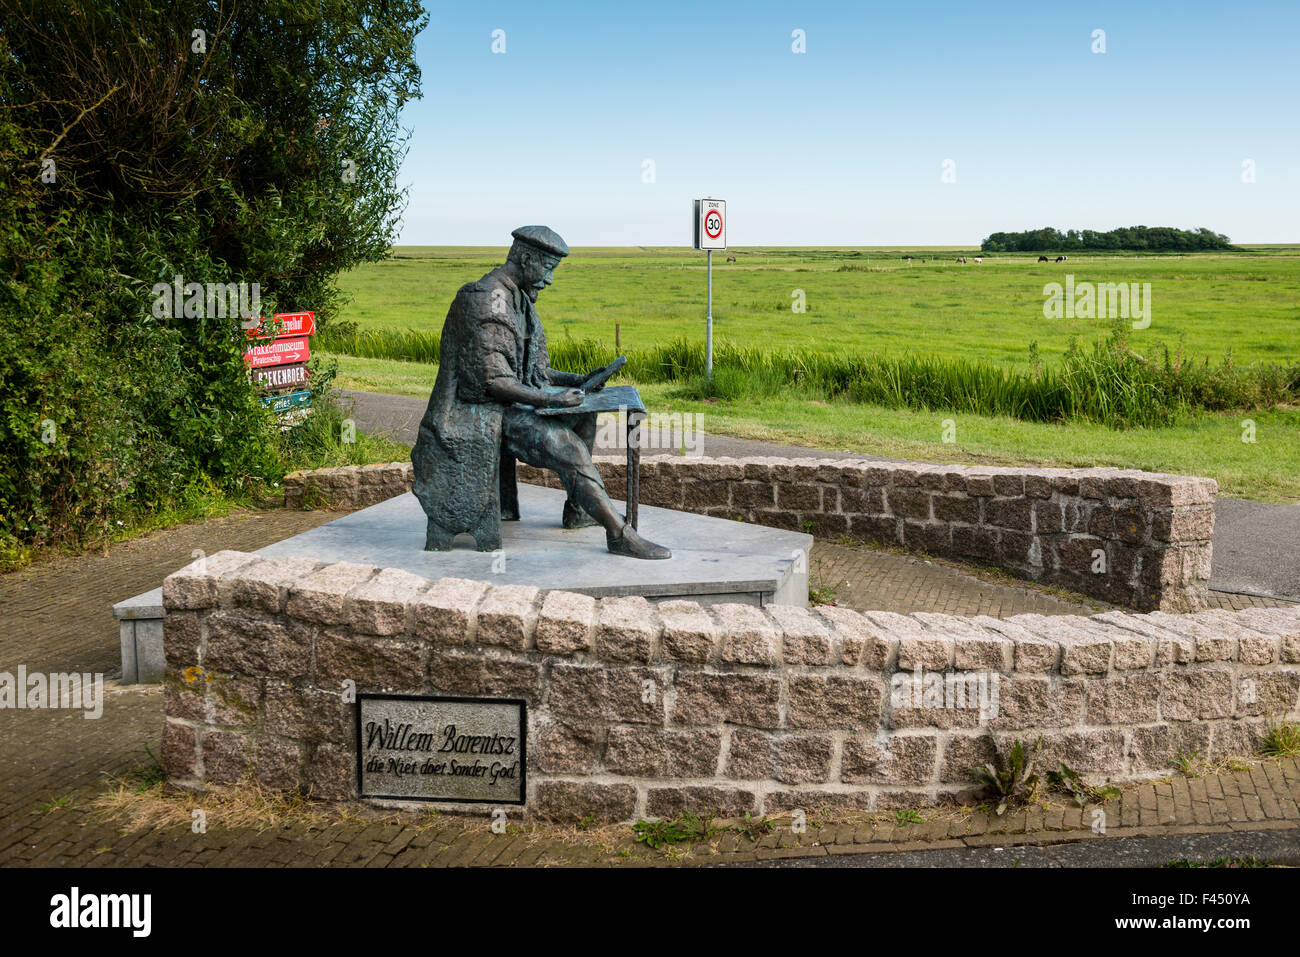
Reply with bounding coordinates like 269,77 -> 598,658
411,225 -> 670,560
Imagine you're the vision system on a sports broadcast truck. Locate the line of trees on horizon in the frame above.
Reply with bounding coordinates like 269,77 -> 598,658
981,226 -> 1235,253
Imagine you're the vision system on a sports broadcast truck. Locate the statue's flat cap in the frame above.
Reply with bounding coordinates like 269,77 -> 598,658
510,225 -> 569,258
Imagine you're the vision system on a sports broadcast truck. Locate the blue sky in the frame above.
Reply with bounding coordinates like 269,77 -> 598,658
397,1 -> 1300,245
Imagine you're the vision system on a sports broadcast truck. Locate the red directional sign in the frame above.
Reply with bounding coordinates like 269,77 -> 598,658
246,311 -> 316,340
244,337 -> 310,369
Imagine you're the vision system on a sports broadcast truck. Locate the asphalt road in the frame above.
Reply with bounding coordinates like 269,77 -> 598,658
1209,497 -> 1300,601
336,389 -> 1300,602
728,827 -> 1300,868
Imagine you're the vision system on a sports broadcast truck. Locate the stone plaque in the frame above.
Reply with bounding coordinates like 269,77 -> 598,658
356,694 -> 526,804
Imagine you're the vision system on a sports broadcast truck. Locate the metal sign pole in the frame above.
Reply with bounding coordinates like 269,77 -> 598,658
706,248 -> 713,380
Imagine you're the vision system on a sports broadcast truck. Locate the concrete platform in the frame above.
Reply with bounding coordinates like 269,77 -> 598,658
111,486 -> 811,681
259,485 -> 811,607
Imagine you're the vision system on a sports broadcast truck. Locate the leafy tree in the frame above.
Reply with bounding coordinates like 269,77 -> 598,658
979,225 -> 1236,253
0,0 -> 426,551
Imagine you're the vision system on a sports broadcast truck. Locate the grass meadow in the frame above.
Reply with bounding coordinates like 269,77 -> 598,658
323,245 -> 1300,502
337,245 -> 1300,364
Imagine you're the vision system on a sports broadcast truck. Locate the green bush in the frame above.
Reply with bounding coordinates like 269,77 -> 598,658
0,1 -> 426,553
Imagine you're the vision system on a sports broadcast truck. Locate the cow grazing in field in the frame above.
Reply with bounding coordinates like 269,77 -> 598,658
1055,256 -> 1067,263
726,256 -> 736,263
973,257 -> 982,264
956,257 -> 967,264
1037,255 -> 1050,263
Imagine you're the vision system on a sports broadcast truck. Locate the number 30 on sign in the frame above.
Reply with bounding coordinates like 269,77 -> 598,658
693,198 -> 725,250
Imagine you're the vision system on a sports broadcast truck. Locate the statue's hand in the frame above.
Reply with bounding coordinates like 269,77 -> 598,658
545,388 -> 584,409
584,368 -> 605,392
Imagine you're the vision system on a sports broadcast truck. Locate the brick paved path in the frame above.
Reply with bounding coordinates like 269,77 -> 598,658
2,727 -> 1297,867
0,504 -> 1294,867
813,542 -> 1288,617
814,543 -> 1099,617
1,509 -> 341,678
0,509 -> 341,867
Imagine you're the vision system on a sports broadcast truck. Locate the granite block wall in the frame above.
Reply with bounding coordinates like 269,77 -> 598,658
284,457 -> 1216,611
160,551 -> 1297,824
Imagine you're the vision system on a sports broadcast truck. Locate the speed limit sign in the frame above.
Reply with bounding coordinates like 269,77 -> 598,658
693,198 -> 726,250
692,198 -> 726,380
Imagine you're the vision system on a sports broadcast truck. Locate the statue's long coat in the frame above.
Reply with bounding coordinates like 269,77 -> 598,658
411,267 -> 551,537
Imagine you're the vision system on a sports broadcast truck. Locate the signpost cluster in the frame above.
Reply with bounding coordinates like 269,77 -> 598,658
692,198 -> 725,379
245,311 -> 315,415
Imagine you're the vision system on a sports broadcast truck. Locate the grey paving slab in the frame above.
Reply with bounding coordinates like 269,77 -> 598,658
256,484 -> 812,606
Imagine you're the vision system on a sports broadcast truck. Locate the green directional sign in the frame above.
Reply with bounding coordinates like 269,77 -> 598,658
261,389 -> 312,414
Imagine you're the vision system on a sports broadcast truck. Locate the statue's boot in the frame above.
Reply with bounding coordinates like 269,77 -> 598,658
607,523 -> 671,560
563,472 -> 665,557
562,499 -> 599,529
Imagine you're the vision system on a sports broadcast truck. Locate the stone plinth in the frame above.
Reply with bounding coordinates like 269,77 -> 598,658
259,485 -> 811,607
160,548 -> 1300,822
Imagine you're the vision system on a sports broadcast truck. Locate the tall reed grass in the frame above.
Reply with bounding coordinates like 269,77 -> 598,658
318,319 -> 1299,430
